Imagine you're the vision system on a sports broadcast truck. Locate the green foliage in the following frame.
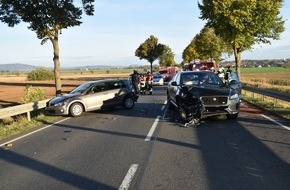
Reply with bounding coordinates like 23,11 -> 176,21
158,45 -> 175,66
0,0 -> 95,97
20,85 -> 45,103
182,41 -> 199,63
0,1 -> 95,41
198,0 -> 285,73
27,67 -> 54,81
184,27 -> 228,63
135,35 -> 165,65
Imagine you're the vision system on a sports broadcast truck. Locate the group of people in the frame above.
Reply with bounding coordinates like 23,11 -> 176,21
217,66 -> 232,82
131,70 -> 153,95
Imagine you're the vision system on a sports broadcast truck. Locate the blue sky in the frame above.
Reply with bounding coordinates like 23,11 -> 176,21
0,0 -> 290,67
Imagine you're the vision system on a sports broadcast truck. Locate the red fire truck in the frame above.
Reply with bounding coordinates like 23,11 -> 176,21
158,67 -> 179,82
184,61 -> 217,72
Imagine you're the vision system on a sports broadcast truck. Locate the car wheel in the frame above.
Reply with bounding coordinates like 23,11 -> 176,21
178,100 -> 188,122
123,96 -> 134,109
167,93 -> 175,110
69,103 -> 84,117
226,113 -> 239,120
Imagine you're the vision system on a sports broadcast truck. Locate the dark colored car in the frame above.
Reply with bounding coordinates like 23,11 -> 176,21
167,70 -> 241,122
46,79 -> 138,117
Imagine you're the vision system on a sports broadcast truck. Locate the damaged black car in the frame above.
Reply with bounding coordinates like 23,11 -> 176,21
167,70 -> 241,124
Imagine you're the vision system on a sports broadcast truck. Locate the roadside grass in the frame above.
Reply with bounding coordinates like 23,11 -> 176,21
242,92 -> 290,120
0,111 -> 61,141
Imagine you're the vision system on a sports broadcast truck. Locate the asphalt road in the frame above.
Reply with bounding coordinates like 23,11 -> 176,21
0,85 -> 290,190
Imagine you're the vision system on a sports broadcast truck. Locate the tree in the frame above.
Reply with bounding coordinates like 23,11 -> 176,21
194,26 -> 228,62
182,41 -> 199,63
198,0 -> 285,75
0,0 -> 94,96
158,45 -> 175,67
135,35 -> 165,74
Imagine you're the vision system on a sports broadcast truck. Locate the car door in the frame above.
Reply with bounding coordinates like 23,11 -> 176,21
102,80 -> 124,107
81,81 -> 111,111
167,72 -> 180,105
227,72 -> 242,98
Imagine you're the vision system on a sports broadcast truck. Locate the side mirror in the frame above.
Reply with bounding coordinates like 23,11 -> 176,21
229,80 -> 237,85
171,81 -> 177,86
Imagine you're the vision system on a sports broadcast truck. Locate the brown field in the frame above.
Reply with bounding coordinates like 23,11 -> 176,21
0,73 -> 129,108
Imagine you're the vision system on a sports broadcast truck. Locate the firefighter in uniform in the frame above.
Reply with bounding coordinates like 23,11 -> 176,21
146,71 -> 153,95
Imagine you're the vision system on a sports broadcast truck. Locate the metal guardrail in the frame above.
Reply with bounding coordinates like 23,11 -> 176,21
242,86 -> 290,102
0,99 -> 50,121
242,89 -> 290,109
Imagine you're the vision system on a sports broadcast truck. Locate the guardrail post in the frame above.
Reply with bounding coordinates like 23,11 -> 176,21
261,95 -> 265,102
27,111 -> 31,121
274,98 -> 278,107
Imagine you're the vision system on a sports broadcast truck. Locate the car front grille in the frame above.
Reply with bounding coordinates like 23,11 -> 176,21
200,96 -> 228,106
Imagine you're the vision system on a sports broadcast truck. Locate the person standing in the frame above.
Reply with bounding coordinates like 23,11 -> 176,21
131,70 -> 140,94
146,71 -> 153,94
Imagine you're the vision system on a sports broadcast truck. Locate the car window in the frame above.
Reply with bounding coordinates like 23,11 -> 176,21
181,72 -> 222,86
181,73 -> 200,85
90,82 -> 106,93
70,82 -> 95,94
228,72 -> 240,82
106,81 -> 121,90
173,72 -> 180,84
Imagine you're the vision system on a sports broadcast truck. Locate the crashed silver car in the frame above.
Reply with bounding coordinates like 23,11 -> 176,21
46,79 -> 138,117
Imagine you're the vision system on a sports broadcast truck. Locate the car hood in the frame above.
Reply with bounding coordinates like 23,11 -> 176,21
188,85 -> 232,97
49,93 -> 80,104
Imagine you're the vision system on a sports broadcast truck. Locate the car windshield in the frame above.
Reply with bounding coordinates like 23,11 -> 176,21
181,72 -> 223,86
154,75 -> 162,79
69,82 -> 95,94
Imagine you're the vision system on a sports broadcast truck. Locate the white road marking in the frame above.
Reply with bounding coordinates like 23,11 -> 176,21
161,100 -> 167,111
0,118 -> 70,147
119,164 -> 138,190
161,104 -> 166,111
144,116 -> 161,141
261,114 -> 290,131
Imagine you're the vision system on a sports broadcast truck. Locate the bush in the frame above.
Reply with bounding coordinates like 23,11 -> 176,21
27,67 -> 54,81
20,85 -> 45,103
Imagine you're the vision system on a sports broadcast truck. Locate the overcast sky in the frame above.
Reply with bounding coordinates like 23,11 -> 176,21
0,0 -> 290,67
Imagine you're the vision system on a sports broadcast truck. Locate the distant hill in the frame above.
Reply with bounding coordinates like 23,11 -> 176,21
0,63 -> 116,72
0,63 -> 36,71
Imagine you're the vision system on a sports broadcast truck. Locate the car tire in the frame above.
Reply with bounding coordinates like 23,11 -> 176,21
123,96 -> 134,109
178,100 -> 188,122
226,113 -> 239,120
69,103 -> 84,117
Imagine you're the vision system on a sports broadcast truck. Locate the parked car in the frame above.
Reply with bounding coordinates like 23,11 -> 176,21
152,74 -> 164,86
167,70 -> 241,122
46,79 -> 138,117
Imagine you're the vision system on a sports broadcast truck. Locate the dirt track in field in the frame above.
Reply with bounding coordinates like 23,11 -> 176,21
0,74 -> 129,108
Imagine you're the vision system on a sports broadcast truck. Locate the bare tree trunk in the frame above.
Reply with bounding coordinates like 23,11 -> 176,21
233,47 -> 241,76
51,34 -> 62,96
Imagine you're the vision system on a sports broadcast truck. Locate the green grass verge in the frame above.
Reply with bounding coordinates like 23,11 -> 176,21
240,67 -> 290,74
0,111 -> 61,141
242,96 -> 290,120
